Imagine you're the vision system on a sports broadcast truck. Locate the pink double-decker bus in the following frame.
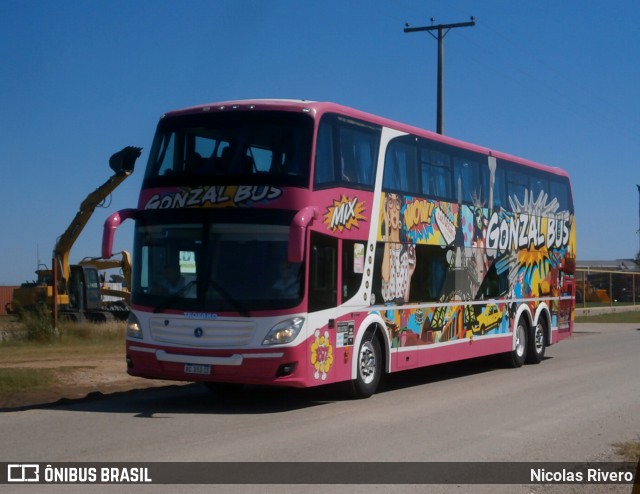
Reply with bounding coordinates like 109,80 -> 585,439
103,99 -> 576,398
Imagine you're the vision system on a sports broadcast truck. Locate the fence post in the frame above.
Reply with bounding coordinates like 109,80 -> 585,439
609,272 -> 613,306
52,257 -> 59,332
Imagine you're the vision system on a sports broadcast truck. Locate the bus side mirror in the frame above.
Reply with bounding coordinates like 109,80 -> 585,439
288,207 -> 317,263
109,146 -> 142,175
103,208 -> 138,258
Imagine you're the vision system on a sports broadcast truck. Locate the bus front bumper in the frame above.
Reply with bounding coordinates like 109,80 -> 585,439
125,342 -> 307,387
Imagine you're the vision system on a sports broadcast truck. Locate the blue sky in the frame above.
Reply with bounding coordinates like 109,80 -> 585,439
1,0 -> 639,285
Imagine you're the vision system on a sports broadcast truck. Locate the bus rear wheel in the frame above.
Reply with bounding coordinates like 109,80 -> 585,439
526,319 -> 546,364
350,333 -> 381,399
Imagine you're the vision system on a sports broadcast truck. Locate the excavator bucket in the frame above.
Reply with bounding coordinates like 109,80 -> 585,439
109,146 -> 142,175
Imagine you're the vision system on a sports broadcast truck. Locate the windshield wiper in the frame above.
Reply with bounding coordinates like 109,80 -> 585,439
206,278 -> 251,318
152,280 -> 197,313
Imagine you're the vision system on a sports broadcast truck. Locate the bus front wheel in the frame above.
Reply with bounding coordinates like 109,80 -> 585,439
350,333 -> 382,399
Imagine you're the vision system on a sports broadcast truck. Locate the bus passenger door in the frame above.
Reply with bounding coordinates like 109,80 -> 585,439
307,231 -> 339,383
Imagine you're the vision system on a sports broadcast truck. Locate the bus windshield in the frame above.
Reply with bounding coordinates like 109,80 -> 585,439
133,221 -> 303,313
143,111 -> 313,187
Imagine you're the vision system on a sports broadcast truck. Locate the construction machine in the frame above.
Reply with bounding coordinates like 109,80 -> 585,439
78,250 -> 133,317
8,146 -> 141,322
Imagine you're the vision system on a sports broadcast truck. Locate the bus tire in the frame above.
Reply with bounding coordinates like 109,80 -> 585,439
504,317 -> 528,368
526,318 -> 546,364
350,332 -> 382,399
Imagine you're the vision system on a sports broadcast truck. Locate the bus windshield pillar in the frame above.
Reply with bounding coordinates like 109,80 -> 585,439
288,206 -> 317,263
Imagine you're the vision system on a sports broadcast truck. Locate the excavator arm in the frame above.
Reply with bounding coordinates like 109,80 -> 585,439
53,147 -> 141,289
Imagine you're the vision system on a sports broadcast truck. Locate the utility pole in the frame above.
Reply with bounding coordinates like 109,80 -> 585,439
404,17 -> 475,135
637,184 -> 640,258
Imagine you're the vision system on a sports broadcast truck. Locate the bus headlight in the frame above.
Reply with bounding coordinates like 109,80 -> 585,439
263,317 -> 305,345
126,313 -> 143,339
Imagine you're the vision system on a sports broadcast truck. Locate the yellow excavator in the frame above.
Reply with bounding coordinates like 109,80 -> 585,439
7,147 -> 141,322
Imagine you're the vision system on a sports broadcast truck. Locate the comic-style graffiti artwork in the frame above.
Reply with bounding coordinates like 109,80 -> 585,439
323,195 -> 366,232
373,188 -> 575,349
380,193 -> 417,303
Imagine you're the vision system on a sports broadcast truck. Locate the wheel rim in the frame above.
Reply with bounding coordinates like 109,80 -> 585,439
359,341 -> 377,385
515,323 -> 526,357
534,323 -> 544,354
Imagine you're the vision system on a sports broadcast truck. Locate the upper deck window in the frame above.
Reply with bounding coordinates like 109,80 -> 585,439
314,114 -> 381,190
453,156 -> 487,205
419,145 -> 452,200
383,139 -> 419,194
144,111 -> 314,187
495,159 -> 574,213
383,135 -> 488,205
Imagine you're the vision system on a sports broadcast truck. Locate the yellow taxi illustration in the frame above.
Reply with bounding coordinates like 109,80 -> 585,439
472,304 -> 503,335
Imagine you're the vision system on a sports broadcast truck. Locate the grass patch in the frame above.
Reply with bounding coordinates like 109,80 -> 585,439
6,310 -> 127,343
0,317 -> 126,364
575,311 -> 640,323
613,439 -> 640,462
0,368 -> 58,395
58,321 -> 126,344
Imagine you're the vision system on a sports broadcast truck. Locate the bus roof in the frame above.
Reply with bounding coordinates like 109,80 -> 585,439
162,99 -> 569,179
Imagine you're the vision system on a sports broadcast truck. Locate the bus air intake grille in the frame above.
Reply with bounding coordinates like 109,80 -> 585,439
149,318 -> 255,347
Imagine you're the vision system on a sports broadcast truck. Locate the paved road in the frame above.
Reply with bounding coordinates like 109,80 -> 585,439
2,323 -> 639,493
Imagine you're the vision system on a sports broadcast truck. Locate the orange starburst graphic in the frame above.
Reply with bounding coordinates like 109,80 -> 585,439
518,248 -> 551,297
323,195 -> 366,232
518,247 -> 546,269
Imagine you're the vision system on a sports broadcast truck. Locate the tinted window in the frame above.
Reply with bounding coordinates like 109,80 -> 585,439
420,146 -> 452,200
493,167 -> 506,210
454,156 -> 488,205
497,159 -> 573,213
342,240 -> 365,302
372,243 -> 449,304
550,177 -> 573,212
530,174 -> 549,202
132,221 -> 303,312
308,232 -> 338,312
506,169 -> 528,206
144,111 -> 313,188
385,135 -> 487,204
314,114 -> 381,190
383,139 -> 419,194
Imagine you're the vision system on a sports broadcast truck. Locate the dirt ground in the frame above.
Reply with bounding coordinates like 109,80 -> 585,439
0,353 -> 178,410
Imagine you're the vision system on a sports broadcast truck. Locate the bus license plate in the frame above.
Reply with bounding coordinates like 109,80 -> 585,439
184,363 -> 211,375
